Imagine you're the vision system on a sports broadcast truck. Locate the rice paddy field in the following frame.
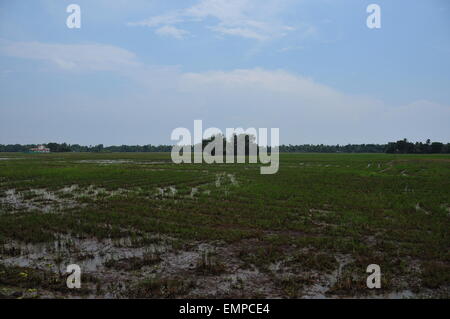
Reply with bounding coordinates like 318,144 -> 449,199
0,152 -> 449,299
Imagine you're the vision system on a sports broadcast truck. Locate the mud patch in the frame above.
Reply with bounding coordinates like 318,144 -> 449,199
0,233 -> 176,297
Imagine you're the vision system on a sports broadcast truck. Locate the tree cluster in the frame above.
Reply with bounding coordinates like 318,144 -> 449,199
385,139 -> 450,154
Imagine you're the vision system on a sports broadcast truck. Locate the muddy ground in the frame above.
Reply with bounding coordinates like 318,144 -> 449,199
1,154 -> 449,299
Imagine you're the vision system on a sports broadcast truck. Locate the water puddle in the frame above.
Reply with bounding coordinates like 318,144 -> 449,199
440,204 -> 450,216
415,203 -> 430,215
77,160 -> 169,165
0,234 -> 172,273
309,208 -> 335,214
190,187 -> 198,198
0,185 -> 133,213
215,173 -> 238,188
156,186 -> 177,198
301,254 -> 354,299
77,160 -> 133,164
0,189 -> 80,213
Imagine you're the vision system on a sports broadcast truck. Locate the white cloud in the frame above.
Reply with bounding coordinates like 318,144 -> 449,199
177,69 -> 449,143
0,40 -> 139,71
155,25 -> 190,39
209,25 -> 268,40
127,12 -> 184,28
128,0 -> 297,41
185,0 -> 251,22
1,41 -> 448,144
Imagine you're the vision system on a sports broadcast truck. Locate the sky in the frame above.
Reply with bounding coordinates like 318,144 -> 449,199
0,0 -> 449,146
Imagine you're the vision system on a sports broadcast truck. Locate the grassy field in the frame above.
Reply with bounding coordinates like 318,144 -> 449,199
0,152 -> 449,298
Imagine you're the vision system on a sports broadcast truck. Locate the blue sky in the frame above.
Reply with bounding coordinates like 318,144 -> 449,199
0,0 -> 449,145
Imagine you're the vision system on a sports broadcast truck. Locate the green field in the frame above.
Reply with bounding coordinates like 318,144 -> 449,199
0,152 -> 449,298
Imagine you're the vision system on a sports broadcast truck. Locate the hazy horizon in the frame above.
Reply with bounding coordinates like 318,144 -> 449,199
1,138 -> 449,148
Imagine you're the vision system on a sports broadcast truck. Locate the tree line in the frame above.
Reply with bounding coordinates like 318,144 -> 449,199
0,138 -> 449,154
282,139 -> 450,154
0,143 -> 172,153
